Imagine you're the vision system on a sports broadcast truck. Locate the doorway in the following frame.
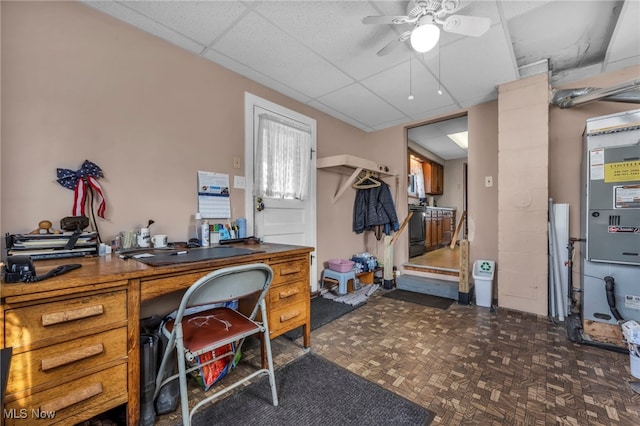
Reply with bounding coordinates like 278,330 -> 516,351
405,115 -> 468,273
244,93 -> 318,291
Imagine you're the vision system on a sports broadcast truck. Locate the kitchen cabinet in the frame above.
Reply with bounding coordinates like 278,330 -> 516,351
408,149 -> 443,196
424,208 -> 456,251
423,161 -> 444,195
441,210 -> 454,246
425,209 -> 443,250
434,210 -> 443,247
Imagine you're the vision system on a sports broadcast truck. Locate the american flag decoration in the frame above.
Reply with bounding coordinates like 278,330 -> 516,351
56,160 -> 107,218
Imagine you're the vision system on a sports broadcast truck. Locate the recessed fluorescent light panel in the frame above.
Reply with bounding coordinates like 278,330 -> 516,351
448,131 -> 468,150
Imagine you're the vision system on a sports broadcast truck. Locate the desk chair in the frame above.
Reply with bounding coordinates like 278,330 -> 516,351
153,263 -> 278,425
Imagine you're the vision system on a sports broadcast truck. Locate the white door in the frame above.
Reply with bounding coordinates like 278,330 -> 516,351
244,93 -> 318,291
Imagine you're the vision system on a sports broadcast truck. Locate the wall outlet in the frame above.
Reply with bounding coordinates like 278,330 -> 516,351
233,157 -> 241,169
485,176 -> 493,187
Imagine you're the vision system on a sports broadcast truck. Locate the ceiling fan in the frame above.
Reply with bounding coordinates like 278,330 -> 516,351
363,0 -> 491,56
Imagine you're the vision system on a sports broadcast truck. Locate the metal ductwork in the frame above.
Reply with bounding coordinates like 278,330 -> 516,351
550,79 -> 640,108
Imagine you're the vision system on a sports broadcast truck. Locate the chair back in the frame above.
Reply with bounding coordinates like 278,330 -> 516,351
175,263 -> 273,322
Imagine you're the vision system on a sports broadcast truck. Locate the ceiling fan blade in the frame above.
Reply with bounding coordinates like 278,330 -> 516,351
442,15 -> 490,37
363,15 -> 416,25
376,31 -> 412,56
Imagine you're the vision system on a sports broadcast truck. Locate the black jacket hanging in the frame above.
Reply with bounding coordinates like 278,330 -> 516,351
353,182 -> 400,237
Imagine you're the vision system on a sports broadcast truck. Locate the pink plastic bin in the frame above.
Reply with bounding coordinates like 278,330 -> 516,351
327,259 -> 355,273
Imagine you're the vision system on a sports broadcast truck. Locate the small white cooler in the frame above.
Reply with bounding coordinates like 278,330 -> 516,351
473,260 -> 495,308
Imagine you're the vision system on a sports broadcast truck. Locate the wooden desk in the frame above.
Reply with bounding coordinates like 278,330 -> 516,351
0,243 -> 313,425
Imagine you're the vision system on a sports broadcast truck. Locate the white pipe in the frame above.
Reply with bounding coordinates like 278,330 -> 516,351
549,200 -> 565,321
548,222 -> 557,319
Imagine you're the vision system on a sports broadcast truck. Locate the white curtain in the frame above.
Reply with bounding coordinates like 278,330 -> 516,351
415,166 -> 425,199
255,113 -> 311,200
409,157 -> 425,199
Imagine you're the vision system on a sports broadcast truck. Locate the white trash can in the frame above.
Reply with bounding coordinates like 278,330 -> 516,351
473,260 -> 495,308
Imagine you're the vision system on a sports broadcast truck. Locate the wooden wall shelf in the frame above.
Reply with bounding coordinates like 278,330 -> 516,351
317,154 -> 397,203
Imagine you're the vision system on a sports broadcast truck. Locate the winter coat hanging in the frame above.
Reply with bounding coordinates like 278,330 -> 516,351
56,160 -> 107,218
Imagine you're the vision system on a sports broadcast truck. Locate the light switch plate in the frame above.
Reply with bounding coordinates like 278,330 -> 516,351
485,176 -> 493,187
234,175 -> 246,189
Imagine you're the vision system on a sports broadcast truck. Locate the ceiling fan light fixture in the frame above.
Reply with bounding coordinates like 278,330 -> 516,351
410,23 -> 440,53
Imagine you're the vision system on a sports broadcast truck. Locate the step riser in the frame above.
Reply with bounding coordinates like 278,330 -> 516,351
396,275 -> 459,300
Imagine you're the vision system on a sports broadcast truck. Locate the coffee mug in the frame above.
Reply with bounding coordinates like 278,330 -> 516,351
151,234 -> 168,248
138,227 -> 150,248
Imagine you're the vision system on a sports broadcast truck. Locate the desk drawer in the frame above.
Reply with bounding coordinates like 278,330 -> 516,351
141,270 -> 212,302
6,328 -> 127,396
268,280 -> 307,308
268,298 -> 309,336
4,290 -> 127,351
270,258 -> 308,287
2,363 -> 128,426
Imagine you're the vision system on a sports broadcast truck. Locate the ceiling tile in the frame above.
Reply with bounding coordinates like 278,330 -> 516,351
122,0 -> 249,46
307,99 -> 372,131
605,0 -> 640,66
201,49 -> 312,105
360,57 -> 458,120
408,116 -> 469,160
254,1 -> 409,80
442,25 -> 518,104
81,0 -> 639,135
316,83 -> 406,128
508,1 -> 621,72
210,11 -> 354,99
82,1 -> 205,54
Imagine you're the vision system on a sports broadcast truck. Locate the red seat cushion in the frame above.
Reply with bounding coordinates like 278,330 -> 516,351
164,307 -> 260,354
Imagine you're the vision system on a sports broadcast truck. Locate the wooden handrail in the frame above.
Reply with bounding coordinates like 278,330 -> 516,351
450,211 -> 467,249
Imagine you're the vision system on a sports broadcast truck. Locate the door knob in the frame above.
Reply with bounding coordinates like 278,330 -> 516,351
256,197 -> 265,212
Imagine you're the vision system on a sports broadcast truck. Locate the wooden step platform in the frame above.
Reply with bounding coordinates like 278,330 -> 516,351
396,274 -> 459,300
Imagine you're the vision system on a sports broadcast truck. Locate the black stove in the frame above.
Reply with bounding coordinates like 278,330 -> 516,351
408,204 -> 426,257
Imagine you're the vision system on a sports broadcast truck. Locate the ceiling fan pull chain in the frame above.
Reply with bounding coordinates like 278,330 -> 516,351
408,56 -> 414,101
437,40 -> 443,96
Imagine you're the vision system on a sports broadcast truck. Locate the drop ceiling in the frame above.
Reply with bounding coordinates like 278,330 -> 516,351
409,116 -> 469,160
82,0 -> 640,159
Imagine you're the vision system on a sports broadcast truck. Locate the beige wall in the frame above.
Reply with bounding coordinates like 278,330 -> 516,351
2,1 -> 639,315
466,101 -> 499,266
438,158 -> 466,221
548,67 -> 640,291
497,74 -> 550,315
0,1 -> 374,282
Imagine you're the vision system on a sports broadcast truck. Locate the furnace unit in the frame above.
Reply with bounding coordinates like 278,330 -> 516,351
581,109 -> 640,326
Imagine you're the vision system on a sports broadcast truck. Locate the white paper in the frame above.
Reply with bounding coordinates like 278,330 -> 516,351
198,171 -> 231,219
133,253 -> 154,258
590,149 -> 604,180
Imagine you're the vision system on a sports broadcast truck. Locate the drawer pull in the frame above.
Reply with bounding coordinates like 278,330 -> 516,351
42,305 -> 104,326
279,288 -> 301,299
279,266 -> 302,276
41,343 -> 105,371
40,382 -> 103,413
280,310 -> 301,322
